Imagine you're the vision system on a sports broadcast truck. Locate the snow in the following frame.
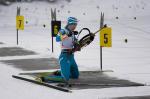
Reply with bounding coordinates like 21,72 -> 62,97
0,0 -> 150,98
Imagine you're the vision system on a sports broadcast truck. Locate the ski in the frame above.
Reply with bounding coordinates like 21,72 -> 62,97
68,83 -> 144,87
19,70 -> 60,77
19,72 -> 51,75
19,70 -> 113,76
12,75 -> 71,93
19,72 -> 54,77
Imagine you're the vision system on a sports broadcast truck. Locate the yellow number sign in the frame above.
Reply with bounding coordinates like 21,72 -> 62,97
100,27 -> 112,47
16,16 -> 24,30
54,25 -> 58,35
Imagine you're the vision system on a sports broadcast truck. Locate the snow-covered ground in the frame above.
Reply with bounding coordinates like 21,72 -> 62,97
0,0 -> 150,98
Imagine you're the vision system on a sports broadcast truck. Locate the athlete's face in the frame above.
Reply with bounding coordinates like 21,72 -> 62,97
69,24 -> 77,31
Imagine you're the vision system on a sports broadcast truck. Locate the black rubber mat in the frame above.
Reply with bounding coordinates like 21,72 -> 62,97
113,95 -> 150,99
68,71 -> 144,90
0,47 -> 36,57
0,42 -> 4,44
1,58 -> 59,70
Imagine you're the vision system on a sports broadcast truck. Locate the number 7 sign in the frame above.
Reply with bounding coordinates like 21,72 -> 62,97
16,16 -> 24,30
100,27 -> 112,47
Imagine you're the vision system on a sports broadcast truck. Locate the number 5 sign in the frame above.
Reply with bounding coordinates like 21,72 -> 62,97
16,16 -> 24,30
100,27 -> 112,47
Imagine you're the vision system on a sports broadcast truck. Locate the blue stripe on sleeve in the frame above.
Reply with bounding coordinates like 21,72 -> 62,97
59,29 -> 66,35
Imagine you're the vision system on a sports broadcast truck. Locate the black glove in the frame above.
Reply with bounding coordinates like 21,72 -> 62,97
67,32 -> 72,37
73,31 -> 78,35
67,31 -> 78,37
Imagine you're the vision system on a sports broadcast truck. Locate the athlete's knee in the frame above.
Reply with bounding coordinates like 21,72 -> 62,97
63,74 -> 70,81
61,70 -> 70,81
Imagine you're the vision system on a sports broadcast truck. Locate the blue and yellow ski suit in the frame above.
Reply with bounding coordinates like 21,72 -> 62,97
56,26 -> 79,81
